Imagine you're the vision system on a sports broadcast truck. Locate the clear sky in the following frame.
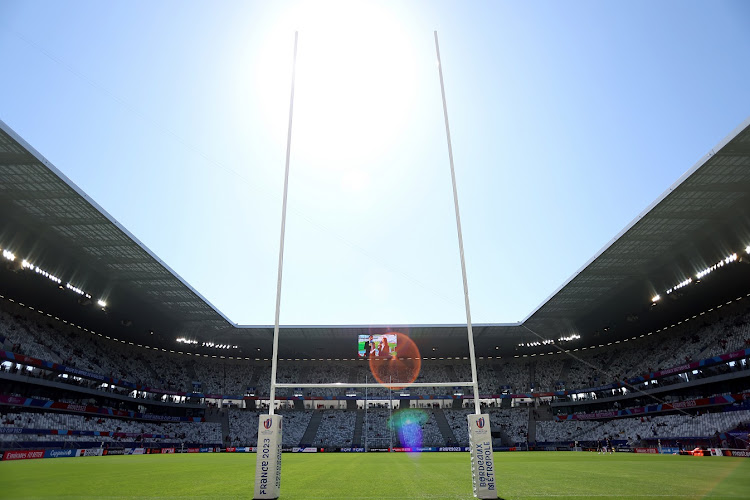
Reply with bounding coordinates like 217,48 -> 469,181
1,1 -> 749,327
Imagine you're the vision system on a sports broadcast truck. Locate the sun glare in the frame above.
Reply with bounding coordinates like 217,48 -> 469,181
255,1 -> 418,190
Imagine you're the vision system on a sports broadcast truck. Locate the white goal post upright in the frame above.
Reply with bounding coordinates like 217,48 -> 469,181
253,31 -> 298,500
435,31 -> 497,498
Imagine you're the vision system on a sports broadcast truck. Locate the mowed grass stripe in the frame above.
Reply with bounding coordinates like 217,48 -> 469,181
0,452 -> 748,499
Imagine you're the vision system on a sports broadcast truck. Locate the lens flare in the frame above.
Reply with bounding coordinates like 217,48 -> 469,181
388,409 -> 428,451
368,332 -> 421,390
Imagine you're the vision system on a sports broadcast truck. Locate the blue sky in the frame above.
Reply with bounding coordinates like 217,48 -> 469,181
1,1 -> 749,326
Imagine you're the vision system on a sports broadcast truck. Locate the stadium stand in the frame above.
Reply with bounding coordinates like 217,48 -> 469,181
536,409 -> 750,445
312,410 -> 356,447
278,410 -> 312,447
1,285 -> 750,450
0,410 -> 222,447
227,409 -> 261,447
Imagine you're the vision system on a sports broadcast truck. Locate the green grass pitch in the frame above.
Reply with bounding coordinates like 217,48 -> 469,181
1,451 -> 749,499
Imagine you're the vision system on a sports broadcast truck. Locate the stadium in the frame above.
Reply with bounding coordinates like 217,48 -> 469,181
2,3 -> 750,499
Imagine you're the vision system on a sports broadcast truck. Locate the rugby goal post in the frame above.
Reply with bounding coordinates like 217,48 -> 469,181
253,31 -> 498,500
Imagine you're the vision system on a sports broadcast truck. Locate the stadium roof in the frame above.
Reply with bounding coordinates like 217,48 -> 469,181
1,117 -> 750,358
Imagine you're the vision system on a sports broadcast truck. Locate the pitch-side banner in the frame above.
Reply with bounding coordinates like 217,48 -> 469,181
2,450 -> 45,460
43,449 -> 76,459
76,449 -> 103,457
723,449 -> 750,457
253,415 -> 282,500
468,414 -> 497,499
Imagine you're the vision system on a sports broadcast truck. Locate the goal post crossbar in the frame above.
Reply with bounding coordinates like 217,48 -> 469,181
274,382 -> 475,388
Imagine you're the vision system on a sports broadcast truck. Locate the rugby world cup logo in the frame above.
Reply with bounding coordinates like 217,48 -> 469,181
476,417 -> 485,429
264,418 -> 273,430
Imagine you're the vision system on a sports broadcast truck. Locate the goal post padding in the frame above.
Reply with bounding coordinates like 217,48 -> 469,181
468,414 -> 498,499
250,410 -> 498,499
253,414 -> 282,499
